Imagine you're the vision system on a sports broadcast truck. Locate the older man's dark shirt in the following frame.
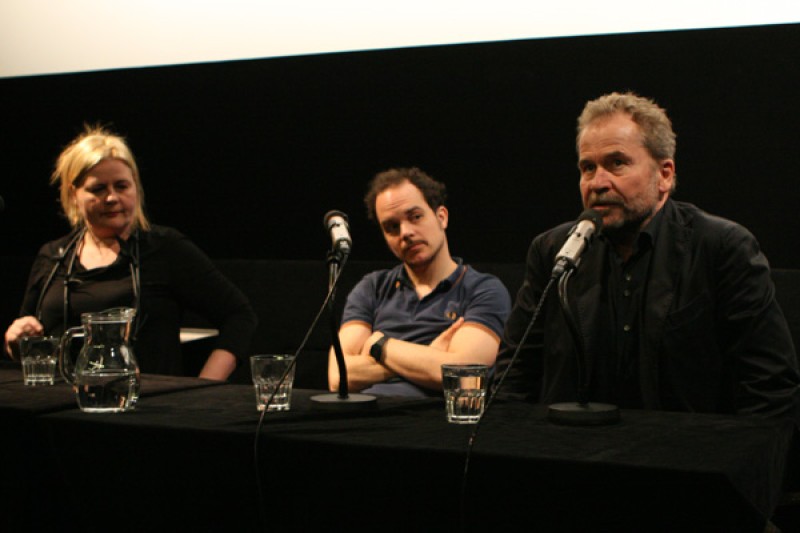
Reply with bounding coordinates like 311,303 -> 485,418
593,208 -> 664,408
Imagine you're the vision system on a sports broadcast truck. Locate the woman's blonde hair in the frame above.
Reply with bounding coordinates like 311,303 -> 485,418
51,125 -> 150,230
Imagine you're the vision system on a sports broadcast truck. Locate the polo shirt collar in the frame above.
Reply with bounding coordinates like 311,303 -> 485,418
395,257 -> 465,295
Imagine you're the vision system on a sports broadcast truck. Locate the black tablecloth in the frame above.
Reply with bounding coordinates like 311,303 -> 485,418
0,365 -> 793,532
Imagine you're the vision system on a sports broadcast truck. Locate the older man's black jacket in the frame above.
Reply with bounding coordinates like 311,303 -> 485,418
495,199 -> 800,419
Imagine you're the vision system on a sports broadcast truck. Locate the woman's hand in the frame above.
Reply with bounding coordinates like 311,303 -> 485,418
4,316 -> 44,359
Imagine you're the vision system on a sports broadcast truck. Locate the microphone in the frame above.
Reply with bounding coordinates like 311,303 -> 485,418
324,210 -> 352,255
551,208 -> 603,278
312,210 -> 376,410
547,208 -> 619,425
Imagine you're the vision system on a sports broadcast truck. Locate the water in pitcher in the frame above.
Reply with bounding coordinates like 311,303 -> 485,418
60,307 -> 141,413
75,369 -> 139,413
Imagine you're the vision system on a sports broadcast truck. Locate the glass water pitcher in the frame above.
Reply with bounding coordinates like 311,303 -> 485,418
59,307 -> 140,413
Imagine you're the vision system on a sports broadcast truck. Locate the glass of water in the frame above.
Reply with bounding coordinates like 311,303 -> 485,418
250,354 -> 296,412
20,336 -> 60,386
441,363 -> 489,424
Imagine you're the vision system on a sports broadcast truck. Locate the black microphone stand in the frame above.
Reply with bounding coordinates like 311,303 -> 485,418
310,248 -> 376,410
547,267 -> 619,425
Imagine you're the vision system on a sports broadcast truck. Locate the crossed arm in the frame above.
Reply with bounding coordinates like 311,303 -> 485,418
327,318 -> 501,393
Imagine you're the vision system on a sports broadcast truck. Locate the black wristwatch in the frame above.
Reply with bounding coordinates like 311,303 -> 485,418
370,334 -> 389,362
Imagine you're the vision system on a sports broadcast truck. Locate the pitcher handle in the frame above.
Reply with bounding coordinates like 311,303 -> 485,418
59,326 -> 84,385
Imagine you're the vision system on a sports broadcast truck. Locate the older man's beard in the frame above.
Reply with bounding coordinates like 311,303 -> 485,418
589,193 -> 657,241
603,205 -> 655,241
590,171 -> 662,238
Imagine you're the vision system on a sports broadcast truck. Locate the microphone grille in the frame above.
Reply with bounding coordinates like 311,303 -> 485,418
578,208 -> 603,230
323,210 -> 348,228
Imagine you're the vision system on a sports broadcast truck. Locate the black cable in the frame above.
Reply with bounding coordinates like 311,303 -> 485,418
252,252 -> 349,529
458,273 -> 559,533
35,227 -> 84,325
129,230 -> 143,342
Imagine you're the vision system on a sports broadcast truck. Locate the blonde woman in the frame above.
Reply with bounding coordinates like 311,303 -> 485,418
4,126 -> 257,380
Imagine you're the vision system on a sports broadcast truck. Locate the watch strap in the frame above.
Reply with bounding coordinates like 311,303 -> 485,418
370,334 -> 388,362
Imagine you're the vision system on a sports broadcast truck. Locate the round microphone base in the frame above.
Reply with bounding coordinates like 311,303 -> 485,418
310,392 -> 377,410
547,402 -> 620,426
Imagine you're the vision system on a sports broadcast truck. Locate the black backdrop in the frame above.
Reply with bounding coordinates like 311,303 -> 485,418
1,23 -> 799,327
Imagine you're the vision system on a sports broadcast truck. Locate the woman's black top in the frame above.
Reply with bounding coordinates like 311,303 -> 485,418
19,225 -> 258,376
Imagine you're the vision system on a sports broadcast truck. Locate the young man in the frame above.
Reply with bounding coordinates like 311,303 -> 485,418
329,167 -> 511,397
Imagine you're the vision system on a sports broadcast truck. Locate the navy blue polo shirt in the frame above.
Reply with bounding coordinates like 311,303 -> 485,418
340,259 -> 511,396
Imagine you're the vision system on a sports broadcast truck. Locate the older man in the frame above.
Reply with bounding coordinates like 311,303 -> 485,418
496,92 -> 799,419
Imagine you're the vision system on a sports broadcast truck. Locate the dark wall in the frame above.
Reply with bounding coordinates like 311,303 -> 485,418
1,23 -> 799,325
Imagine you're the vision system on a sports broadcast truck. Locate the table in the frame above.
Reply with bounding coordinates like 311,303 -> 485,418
0,362 -> 793,532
